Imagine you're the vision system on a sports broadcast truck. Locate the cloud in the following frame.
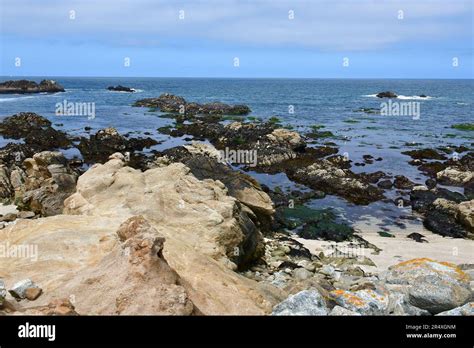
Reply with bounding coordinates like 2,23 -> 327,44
1,0 -> 472,51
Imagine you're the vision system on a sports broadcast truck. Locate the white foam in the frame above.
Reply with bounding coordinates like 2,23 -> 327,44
0,95 -> 37,102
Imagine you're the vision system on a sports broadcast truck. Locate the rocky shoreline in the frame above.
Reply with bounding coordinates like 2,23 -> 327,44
0,92 -> 472,316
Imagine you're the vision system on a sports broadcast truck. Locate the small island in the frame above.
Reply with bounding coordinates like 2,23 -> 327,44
0,79 -> 65,94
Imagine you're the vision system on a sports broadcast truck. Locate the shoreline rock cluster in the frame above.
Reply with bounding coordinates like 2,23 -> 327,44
0,91 -> 472,316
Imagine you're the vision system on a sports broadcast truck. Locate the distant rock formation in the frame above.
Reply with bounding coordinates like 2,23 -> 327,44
134,93 -> 251,115
0,80 -> 65,94
107,85 -> 135,92
376,91 -> 398,98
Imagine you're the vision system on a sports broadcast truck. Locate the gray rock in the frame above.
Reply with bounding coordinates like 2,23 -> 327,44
329,286 -> 390,315
272,290 -> 329,316
9,279 -> 39,300
0,279 -> 6,305
329,305 -> 361,316
293,268 -> 313,281
388,292 -> 431,316
435,302 -> 474,316
320,264 -> 336,277
385,258 -> 472,314
408,274 -> 472,314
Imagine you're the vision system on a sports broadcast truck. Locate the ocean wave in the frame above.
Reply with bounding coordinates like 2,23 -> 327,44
0,95 -> 37,102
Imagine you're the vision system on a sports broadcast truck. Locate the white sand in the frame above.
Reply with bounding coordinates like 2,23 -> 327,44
294,215 -> 474,272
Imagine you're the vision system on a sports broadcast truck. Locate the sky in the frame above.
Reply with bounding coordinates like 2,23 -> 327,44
0,0 -> 473,78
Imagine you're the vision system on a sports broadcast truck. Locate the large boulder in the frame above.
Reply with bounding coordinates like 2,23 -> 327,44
64,153 -> 264,270
376,91 -> 398,98
384,258 -> 472,314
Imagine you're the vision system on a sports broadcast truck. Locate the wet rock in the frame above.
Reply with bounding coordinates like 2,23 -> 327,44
134,93 -> 251,115
376,91 -> 398,98
78,127 -> 158,164
0,79 -> 65,94
0,113 -> 71,151
425,178 -> 437,189
402,148 -> 447,160
272,289 -> 329,315
9,279 -> 40,300
107,85 -> 135,92
394,175 -> 415,190
385,258 -> 472,314
287,159 -> 385,205
437,167 -> 473,186
407,233 -> 428,243
377,179 -> 393,189
436,302 -> 474,316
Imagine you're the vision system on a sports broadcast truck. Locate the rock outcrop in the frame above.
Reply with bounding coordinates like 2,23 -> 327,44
134,93 -> 251,115
0,80 -> 65,94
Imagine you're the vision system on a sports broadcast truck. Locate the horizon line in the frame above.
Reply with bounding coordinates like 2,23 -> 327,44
1,75 -> 473,80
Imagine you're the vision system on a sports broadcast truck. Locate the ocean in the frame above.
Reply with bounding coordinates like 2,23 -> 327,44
1,77 -> 472,233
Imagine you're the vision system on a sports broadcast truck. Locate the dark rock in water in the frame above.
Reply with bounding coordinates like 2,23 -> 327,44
281,205 -> 354,242
287,159 -> 385,205
393,175 -> 415,190
0,112 -> 71,151
0,79 -> 65,94
465,178 -> 474,200
107,85 -> 135,92
402,148 -> 447,161
361,171 -> 388,184
407,233 -> 428,243
419,94 -> 427,98
418,161 -> 448,177
377,179 -> 393,189
134,93 -> 251,115
410,187 -> 466,213
423,210 -> 467,238
78,127 -> 158,165
425,178 -> 437,190
376,91 -> 398,98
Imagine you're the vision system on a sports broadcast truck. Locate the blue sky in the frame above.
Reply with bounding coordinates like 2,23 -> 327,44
1,0 -> 472,78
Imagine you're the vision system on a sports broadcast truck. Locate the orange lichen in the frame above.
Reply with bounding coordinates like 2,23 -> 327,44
331,290 -> 365,308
